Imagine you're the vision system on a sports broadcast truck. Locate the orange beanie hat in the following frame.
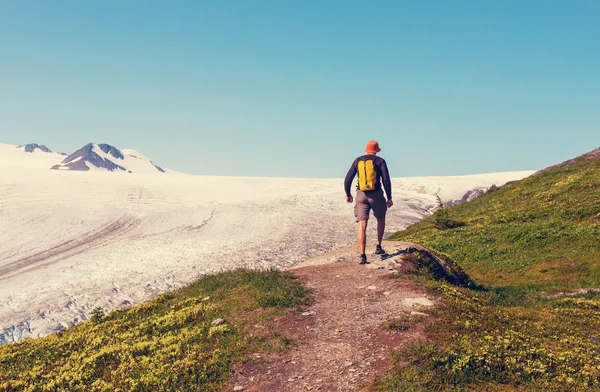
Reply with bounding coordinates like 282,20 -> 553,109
365,140 -> 381,154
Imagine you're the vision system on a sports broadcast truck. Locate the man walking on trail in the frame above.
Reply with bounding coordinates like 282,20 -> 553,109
344,140 -> 393,264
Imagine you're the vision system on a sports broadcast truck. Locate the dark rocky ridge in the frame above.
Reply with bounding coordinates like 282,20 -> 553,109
50,143 -> 165,173
444,188 -> 487,207
98,144 -> 124,160
19,144 -> 52,153
535,146 -> 600,175
52,143 -> 126,172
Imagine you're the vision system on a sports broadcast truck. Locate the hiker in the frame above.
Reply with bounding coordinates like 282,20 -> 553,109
344,140 -> 393,264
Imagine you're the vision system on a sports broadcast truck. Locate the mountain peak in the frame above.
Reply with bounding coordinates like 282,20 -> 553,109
19,143 -> 53,153
50,143 -> 167,173
98,144 -> 124,160
52,143 -> 126,172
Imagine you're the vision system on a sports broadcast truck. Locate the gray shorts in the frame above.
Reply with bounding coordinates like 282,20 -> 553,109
354,190 -> 387,221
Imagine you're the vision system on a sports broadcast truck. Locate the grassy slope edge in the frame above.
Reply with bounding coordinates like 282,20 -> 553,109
0,270 -> 310,392
379,153 -> 600,391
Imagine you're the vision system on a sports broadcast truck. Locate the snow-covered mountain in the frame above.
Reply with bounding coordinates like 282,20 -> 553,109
0,143 -> 168,173
51,143 -> 167,173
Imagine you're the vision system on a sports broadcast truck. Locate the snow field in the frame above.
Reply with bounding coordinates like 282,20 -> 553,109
0,144 -> 534,342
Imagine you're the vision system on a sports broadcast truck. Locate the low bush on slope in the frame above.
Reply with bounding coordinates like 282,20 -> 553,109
0,269 -> 311,392
381,154 -> 600,391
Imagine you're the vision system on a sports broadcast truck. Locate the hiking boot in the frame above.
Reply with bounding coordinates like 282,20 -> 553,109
375,244 -> 385,255
359,254 -> 369,264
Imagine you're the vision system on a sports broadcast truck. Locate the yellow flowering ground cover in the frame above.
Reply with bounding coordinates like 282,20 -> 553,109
379,154 -> 600,390
376,276 -> 600,391
0,269 -> 311,392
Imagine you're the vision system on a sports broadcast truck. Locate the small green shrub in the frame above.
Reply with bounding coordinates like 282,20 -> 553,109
386,316 -> 423,332
90,307 -> 105,324
432,197 -> 465,231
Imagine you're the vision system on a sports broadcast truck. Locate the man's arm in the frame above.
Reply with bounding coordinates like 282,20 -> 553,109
381,159 -> 392,201
344,160 -> 357,197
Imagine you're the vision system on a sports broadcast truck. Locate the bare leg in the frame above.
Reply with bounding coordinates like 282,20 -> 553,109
358,219 -> 368,255
376,217 -> 385,245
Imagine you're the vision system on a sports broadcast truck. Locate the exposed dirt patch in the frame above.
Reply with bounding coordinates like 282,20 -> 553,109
229,242 -> 438,391
545,287 -> 600,299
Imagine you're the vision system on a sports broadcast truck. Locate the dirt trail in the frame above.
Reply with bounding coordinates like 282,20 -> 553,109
231,241 -> 437,391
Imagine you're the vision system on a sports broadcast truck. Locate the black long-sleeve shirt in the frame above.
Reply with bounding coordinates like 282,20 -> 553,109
344,155 -> 392,200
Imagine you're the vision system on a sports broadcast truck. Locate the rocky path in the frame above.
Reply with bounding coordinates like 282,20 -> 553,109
230,241 -> 438,391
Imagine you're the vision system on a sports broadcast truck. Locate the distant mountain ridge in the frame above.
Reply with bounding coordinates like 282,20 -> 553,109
52,143 -> 127,172
2,142 -> 168,173
18,143 -> 53,153
50,143 -> 166,173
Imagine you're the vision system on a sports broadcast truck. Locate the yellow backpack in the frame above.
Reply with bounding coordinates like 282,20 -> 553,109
357,159 -> 377,191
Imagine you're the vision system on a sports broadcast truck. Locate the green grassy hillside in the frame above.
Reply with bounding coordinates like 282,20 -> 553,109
0,270 -> 310,392
393,152 -> 600,291
381,150 -> 600,391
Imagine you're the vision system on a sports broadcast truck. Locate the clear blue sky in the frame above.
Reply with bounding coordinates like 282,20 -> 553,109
1,1 -> 598,177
